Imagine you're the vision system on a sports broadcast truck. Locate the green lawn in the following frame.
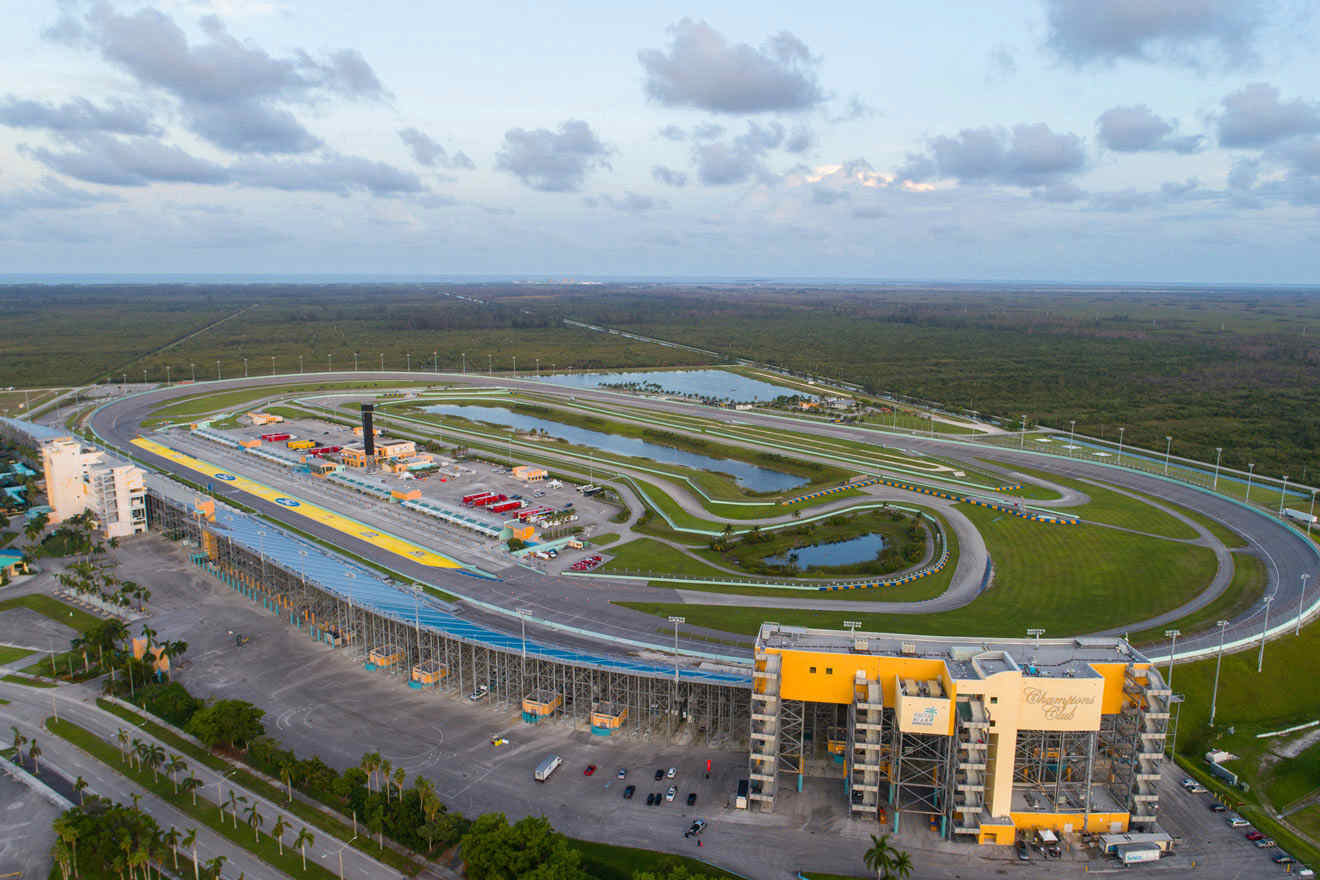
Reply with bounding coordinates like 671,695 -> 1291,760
1128,552 -> 1266,646
1008,465 -> 1197,539
604,538 -> 728,577
97,699 -> 422,874
588,532 -> 620,546
619,505 -> 1217,637
2,673 -> 57,687
143,381 -> 436,424
0,645 -> 34,665
46,717 -> 342,880
569,838 -> 744,880
0,594 -> 103,633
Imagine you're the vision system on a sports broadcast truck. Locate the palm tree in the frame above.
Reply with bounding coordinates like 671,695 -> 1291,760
392,766 -> 405,800
244,801 -> 264,842
9,724 -> 25,752
74,775 -> 88,806
162,827 -> 181,872
51,838 -> 73,880
115,728 -> 129,762
293,828 -> 315,872
144,743 -> 166,782
28,739 -> 41,775
131,737 -> 145,769
181,828 -> 198,880
271,815 -> 289,855
201,855 -> 226,880
279,760 -> 295,802
166,755 -> 188,793
224,790 -> 243,828
863,833 -> 912,880
53,814 -> 79,879
380,758 -> 393,802
181,773 -> 203,806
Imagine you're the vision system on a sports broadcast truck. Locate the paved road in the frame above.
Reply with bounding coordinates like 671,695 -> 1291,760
0,679 -> 402,880
83,371 -> 1320,662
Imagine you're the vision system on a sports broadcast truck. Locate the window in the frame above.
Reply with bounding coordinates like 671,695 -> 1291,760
809,666 -> 817,674
826,668 -> 834,675
990,696 -> 998,704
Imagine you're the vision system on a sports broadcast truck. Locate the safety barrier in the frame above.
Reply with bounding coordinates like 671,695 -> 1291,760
793,473 -> 1078,525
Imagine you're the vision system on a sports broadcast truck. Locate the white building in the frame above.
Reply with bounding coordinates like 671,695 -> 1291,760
40,437 -> 146,539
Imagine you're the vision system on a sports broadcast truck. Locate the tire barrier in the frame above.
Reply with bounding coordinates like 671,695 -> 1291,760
785,476 -> 1077,525
782,475 -> 1024,507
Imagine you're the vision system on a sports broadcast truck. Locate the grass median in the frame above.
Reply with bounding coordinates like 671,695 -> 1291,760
0,594 -> 103,633
1128,551 -> 1266,646
97,699 -> 421,876
45,716 -> 341,880
0,645 -> 34,665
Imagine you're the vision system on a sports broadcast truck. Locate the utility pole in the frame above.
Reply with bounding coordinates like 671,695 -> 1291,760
328,353 -> 333,373
216,360 -> 221,381
1117,427 -> 1125,465
1209,619 -> 1229,726
243,357 -> 248,378
1069,419 -> 1076,456
535,357 -> 540,378
1163,436 -> 1173,475
1164,629 -> 1180,691
488,353 -> 493,376
461,352 -> 466,374
298,354 -> 303,374
380,353 -> 384,371
406,352 -> 411,371
433,350 -> 438,373
165,365 -> 171,386
513,355 -> 517,377
1213,448 -> 1222,489
1257,595 -> 1274,672
1280,476 -> 1290,516
1298,573 -> 1310,636
1019,415 -> 1027,449
668,616 -> 685,683
354,351 -> 359,371
191,362 -> 196,383
1246,463 -> 1255,505
271,356 -> 275,375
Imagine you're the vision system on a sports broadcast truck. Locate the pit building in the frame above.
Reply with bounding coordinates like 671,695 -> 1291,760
748,624 -> 1170,845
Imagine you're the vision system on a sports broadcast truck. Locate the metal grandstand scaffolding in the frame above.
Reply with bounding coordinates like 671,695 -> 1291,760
146,491 -> 750,745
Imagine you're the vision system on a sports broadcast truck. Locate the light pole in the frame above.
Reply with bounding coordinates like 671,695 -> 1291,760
1164,629 -> 1180,691
216,359 -> 221,381
488,353 -> 493,376
668,616 -> 685,683
1209,619 -> 1229,726
354,351 -> 359,372
190,362 -> 196,383
433,350 -> 438,373
1310,489 -> 1317,536
165,365 -> 171,386
1280,475 -> 1290,516
1117,427 -> 1125,465
1019,415 -> 1027,449
535,357 -> 540,379
513,355 -> 517,377
1246,462 -> 1255,504
1069,419 -> 1076,456
1027,627 -> 1045,647
406,352 -> 411,371
328,353 -> 333,373
1163,436 -> 1173,476
1168,693 -> 1185,759
298,354 -> 303,374
379,353 -> 384,371
270,355 -> 275,375
1298,573 -> 1311,636
1257,595 -> 1274,672
461,352 -> 466,374
1213,448 -> 1222,489
516,607 -> 532,673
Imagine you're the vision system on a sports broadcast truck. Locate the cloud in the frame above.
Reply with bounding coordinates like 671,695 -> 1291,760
785,126 -> 813,154
599,192 -> 667,212
985,44 -> 1017,83
229,154 -> 425,195
398,127 -> 475,169
692,121 -> 791,186
638,18 -> 824,114
810,186 -> 848,205
0,176 -> 122,216
1043,0 -> 1265,68
1033,182 -> 1087,202
903,123 -> 1086,187
658,125 -> 686,142
652,165 -> 688,187
0,95 -> 158,135
827,95 -> 876,123
67,5 -> 387,153
495,119 -> 611,192
21,133 -> 230,186
851,205 -> 888,219
1216,83 -> 1320,148
693,122 -> 725,140
1096,105 -> 1203,152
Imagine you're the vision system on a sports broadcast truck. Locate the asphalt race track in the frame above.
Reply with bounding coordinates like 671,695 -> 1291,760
85,370 -> 1320,666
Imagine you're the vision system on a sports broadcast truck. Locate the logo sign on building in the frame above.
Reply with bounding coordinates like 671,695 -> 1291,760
910,706 -> 940,728
1019,681 -> 1103,730
274,497 -> 301,508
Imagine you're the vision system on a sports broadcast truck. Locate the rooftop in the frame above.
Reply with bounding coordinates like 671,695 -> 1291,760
756,623 -> 1149,682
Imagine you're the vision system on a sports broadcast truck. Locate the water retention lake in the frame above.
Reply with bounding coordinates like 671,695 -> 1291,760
424,403 -> 808,492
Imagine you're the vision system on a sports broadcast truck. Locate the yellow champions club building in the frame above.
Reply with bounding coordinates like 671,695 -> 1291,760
748,624 -> 1171,846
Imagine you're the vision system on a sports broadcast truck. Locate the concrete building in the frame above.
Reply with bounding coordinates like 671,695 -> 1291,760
243,411 -> 283,426
511,465 -> 547,482
40,436 -> 147,538
748,624 -> 1169,846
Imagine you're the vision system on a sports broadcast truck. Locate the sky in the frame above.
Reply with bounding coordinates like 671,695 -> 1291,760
2,0 -> 1320,282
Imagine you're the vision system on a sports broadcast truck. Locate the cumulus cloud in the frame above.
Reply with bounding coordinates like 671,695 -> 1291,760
1033,182 -> 1087,202
495,119 -> 611,192
0,95 -> 157,135
985,44 -> 1017,83
785,126 -> 813,154
691,121 -> 791,185
639,18 -> 824,114
229,154 -> 425,195
1217,83 -> 1320,148
0,176 -> 121,216
1044,0 -> 1265,68
657,125 -> 686,142
398,128 -> 475,170
1096,105 -> 1203,153
62,5 -> 387,154
901,123 -> 1086,187
652,165 -> 688,187
21,133 -> 230,186
598,192 -> 667,212
826,95 -> 876,123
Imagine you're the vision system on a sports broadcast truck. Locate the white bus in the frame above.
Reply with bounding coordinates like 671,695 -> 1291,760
534,754 -> 563,782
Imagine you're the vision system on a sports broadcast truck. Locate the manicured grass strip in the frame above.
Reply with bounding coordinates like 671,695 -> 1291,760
1009,464 -> 1197,539
588,532 -> 620,546
144,381 -> 435,423
0,645 -> 35,664
1128,551 -> 1266,645
46,716 -> 342,880
619,506 -> 1216,638
569,838 -> 745,880
97,699 -> 422,876
2,673 -> 58,688
0,594 -> 103,633
604,538 -> 731,578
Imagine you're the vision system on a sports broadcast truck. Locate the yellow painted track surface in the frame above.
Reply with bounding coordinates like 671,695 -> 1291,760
132,437 -> 466,569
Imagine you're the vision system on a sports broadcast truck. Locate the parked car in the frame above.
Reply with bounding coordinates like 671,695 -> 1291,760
1255,838 -> 1277,848
616,768 -> 627,779
1015,841 -> 1031,861
650,792 -> 661,806
1209,803 -> 1227,813
584,765 -> 596,776
468,685 -> 489,702
1246,831 -> 1266,841
1226,814 -> 1249,827
1274,853 -> 1296,865
623,785 -> 635,799
684,819 -> 707,838
666,767 -> 677,779
654,769 -> 664,781
665,786 -> 677,802
686,792 -> 698,806
645,792 -> 656,805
